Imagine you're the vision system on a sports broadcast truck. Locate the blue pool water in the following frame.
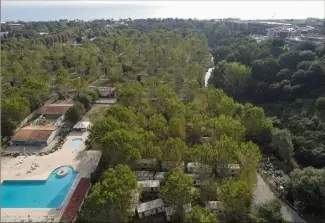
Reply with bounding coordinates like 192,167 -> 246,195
68,138 -> 83,149
1,166 -> 78,208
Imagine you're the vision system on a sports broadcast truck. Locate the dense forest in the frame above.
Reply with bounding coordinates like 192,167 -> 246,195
1,18 -> 325,221
208,22 -> 325,218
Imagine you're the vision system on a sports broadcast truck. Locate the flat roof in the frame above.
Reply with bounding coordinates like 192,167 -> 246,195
187,162 -> 212,168
137,198 -> 164,213
40,104 -> 73,115
138,180 -> 160,188
135,171 -> 154,178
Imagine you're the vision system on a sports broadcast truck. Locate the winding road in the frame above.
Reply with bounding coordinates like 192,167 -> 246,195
254,174 -> 305,223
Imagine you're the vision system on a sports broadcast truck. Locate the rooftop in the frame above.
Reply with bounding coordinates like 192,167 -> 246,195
137,199 -> 164,213
60,178 -> 91,222
138,180 -> 160,188
135,171 -> 154,178
40,104 -> 73,115
187,162 -> 212,168
12,126 -> 57,142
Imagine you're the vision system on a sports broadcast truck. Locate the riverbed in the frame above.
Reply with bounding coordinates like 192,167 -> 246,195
204,57 -> 214,87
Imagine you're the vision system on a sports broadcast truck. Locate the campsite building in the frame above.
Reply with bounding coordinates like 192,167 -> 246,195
11,126 -> 59,146
137,198 -> 164,219
39,104 -> 73,119
138,180 -> 160,193
73,122 -> 92,131
187,162 -> 213,174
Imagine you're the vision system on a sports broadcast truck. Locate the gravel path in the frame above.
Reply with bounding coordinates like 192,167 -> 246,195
254,173 -> 305,223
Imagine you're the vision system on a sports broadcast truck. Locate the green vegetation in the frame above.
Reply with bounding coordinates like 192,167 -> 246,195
161,170 -> 199,222
249,199 -> 287,223
80,164 -> 138,222
185,206 -> 218,223
208,22 -> 325,218
285,167 -> 325,216
3,18 -> 310,222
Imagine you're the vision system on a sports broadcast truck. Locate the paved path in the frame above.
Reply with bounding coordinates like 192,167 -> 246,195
254,173 -> 305,223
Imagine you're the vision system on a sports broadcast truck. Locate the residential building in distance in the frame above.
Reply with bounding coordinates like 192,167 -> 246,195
138,180 -> 160,193
266,26 -> 301,39
137,198 -> 164,219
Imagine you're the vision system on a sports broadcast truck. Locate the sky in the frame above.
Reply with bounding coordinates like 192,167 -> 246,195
2,1 -> 324,20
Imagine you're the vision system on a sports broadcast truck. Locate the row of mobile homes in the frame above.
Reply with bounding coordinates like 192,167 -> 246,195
187,162 -> 241,176
187,162 -> 213,174
137,198 -> 165,219
138,180 -> 160,193
131,160 -> 240,177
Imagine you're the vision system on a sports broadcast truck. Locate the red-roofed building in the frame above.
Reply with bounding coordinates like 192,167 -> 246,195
60,178 -> 91,223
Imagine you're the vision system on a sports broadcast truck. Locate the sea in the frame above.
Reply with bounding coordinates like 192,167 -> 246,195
1,1 -> 323,22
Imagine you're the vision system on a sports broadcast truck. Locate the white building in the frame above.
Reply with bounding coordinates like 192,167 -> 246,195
135,171 -> 154,181
73,121 -> 92,131
266,26 -> 301,39
137,198 -> 164,219
154,172 -> 167,183
138,180 -> 160,193
187,162 -> 213,174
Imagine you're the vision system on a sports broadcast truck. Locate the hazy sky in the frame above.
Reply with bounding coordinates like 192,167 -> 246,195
2,1 -> 324,20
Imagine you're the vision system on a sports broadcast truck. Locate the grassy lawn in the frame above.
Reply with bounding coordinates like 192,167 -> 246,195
82,104 -> 109,122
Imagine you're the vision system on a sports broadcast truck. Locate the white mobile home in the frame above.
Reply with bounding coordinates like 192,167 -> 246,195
154,172 -> 167,183
216,164 -> 240,176
137,198 -> 164,219
187,162 -> 213,174
138,180 -> 160,193
135,171 -> 154,181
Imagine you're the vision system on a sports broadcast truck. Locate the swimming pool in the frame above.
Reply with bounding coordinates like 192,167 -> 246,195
1,166 -> 78,208
68,138 -> 83,149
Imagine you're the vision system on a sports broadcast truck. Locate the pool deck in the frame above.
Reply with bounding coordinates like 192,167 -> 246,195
1,131 -> 102,222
